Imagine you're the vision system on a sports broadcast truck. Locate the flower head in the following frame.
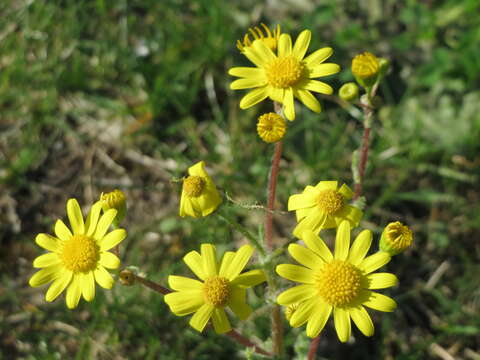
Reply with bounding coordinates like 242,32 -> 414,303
29,199 -> 126,309
229,30 -> 340,121
164,244 -> 266,334
100,189 -> 127,226
380,221 -> 413,255
179,161 -> 222,218
351,52 -> 379,82
276,221 -> 398,341
288,181 -> 363,238
338,82 -> 359,102
237,24 -> 281,53
257,112 -> 286,143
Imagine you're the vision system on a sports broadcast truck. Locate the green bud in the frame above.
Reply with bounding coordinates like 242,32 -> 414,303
339,82 -> 359,101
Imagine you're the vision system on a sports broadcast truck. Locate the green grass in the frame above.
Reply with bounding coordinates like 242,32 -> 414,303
1,0 -> 480,359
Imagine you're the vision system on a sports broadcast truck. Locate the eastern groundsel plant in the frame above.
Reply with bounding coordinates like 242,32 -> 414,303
28,23 -> 412,360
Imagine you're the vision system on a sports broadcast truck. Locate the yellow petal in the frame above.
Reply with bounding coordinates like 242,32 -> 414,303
35,234 -> 59,252
168,276 -> 203,291
218,251 -> 235,277
292,29 -> 311,60
243,46 -> 266,67
80,271 -> 95,302
304,47 -> 333,66
66,276 -> 82,309
283,87 -> 295,121
288,192 -> 317,211
349,306 -> 374,337
228,286 -> 252,320
239,87 -> 269,109
85,202 -> 102,236
366,273 -> 398,289
212,308 -> 231,334
224,244 -> 253,281
189,303 -> 214,332
361,290 -> 397,312
303,80 -> 333,95
29,265 -> 62,287
183,250 -> 206,280
94,209 -> 117,240
309,63 -> 341,78
278,33 -> 292,57
293,89 -> 321,113
334,221 -> 351,260
230,269 -> 266,288
292,210 -> 327,238
276,264 -> 315,284
288,244 -> 324,270
67,199 -> 85,235
54,219 -> 72,241
302,230 -> 333,262
334,307 -> 351,342
335,205 -> 363,228
179,195 -> 197,218
99,251 -> 120,269
201,244 -> 218,278
276,284 -> 316,305
164,291 -> 204,316
348,229 -> 372,266
315,181 -> 338,191
45,270 -> 72,302
306,302 -> 332,338
290,296 -> 318,327
252,39 -> 276,63
197,189 -> 222,217
338,184 -> 354,200
33,253 -> 61,268
230,77 -> 265,90
94,266 -> 113,289
228,67 -> 264,78
99,229 -> 126,251
359,251 -> 391,274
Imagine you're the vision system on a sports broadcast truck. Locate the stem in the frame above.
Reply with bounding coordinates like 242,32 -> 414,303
134,275 -> 272,356
134,274 -> 172,295
265,101 -> 284,357
307,336 -> 321,360
226,329 -> 274,357
217,212 -> 266,256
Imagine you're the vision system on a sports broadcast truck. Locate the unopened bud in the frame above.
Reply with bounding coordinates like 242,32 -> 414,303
339,82 -> 359,102
119,269 -> 136,286
100,189 -> 127,226
380,221 -> 413,255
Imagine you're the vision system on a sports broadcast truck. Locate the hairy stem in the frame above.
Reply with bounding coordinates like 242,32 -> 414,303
134,274 -> 172,295
227,329 -> 274,357
307,335 -> 321,360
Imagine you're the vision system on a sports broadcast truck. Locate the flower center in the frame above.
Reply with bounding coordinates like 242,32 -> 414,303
100,189 -> 126,210
265,56 -> 304,88
316,260 -> 362,307
257,112 -> 286,143
386,222 -> 413,251
60,235 -> 100,272
316,189 -> 344,215
351,52 -> 379,79
183,176 -> 206,197
203,276 -> 230,307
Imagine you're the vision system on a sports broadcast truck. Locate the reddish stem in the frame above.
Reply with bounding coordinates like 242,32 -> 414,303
264,140 -> 283,250
353,125 -> 371,200
307,335 -> 321,360
134,274 -> 172,295
226,329 -> 273,357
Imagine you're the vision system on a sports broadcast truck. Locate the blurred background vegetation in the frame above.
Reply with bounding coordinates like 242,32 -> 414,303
1,0 -> 479,359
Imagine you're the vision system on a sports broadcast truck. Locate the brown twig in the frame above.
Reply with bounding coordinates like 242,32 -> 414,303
134,274 -> 172,295
227,329 -> 273,357
307,335 -> 321,360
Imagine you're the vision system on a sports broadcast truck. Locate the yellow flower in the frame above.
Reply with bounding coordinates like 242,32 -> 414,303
237,23 -> 281,53
276,221 -> 398,341
288,181 -> 362,238
100,189 -> 127,226
380,221 -> 413,255
229,30 -> 340,121
29,199 -> 126,309
179,161 -> 222,218
164,244 -> 266,334
351,52 -> 379,81
257,112 -> 286,143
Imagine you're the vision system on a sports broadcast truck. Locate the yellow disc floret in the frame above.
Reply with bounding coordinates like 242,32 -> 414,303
183,175 -> 206,197
351,52 -> 380,80
266,56 -> 304,88
257,113 -> 286,143
380,221 -> 413,255
316,260 -> 362,307
316,189 -> 344,215
60,235 -> 100,272
203,276 -> 231,307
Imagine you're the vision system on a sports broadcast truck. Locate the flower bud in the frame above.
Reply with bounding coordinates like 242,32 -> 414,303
119,269 -> 135,286
100,189 -> 127,226
351,52 -> 380,87
380,221 -> 413,255
339,82 -> 359,102
257,112 -> 286,143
